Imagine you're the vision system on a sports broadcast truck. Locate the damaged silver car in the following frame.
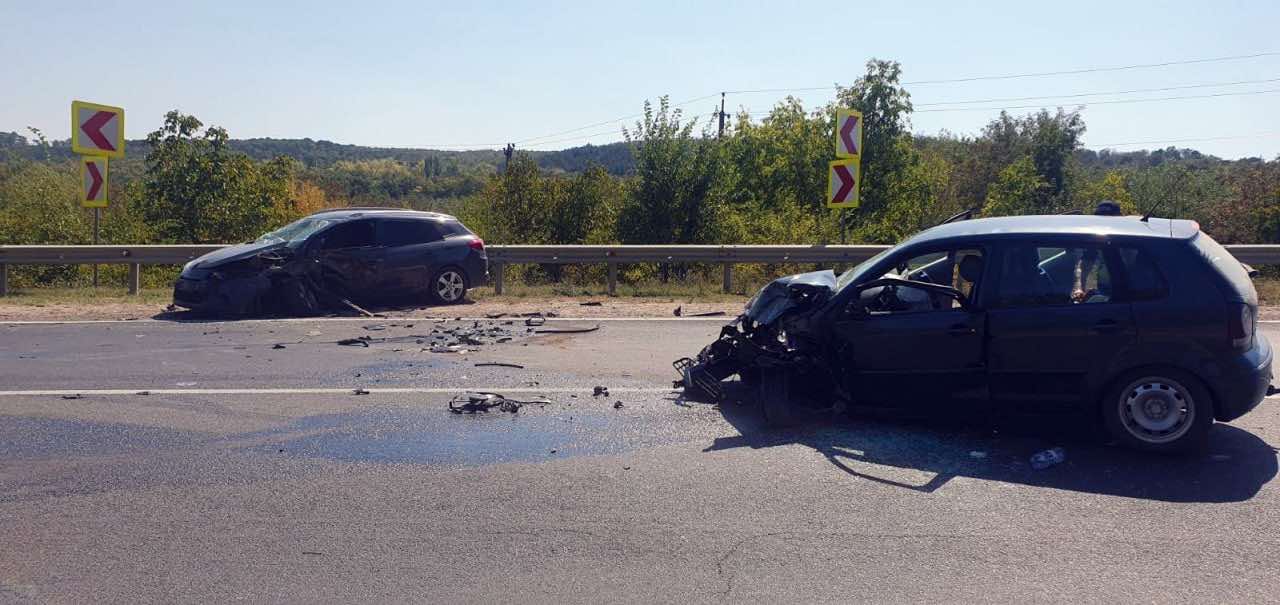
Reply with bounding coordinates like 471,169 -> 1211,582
677,214 -> 1273,453
173,208 -> 488,317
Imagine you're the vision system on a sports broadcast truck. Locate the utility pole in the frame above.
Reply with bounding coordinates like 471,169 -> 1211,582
717,92 -> 726,139
503,143 -> 514,172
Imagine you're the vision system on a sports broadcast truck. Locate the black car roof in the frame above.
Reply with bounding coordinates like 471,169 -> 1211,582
307,208 -> 458,221
903,215 -> 1200,247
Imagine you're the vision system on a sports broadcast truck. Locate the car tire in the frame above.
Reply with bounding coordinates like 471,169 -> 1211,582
1101,367 -> 1214,454
430,266 -> 469,304
759,369 -> 800,427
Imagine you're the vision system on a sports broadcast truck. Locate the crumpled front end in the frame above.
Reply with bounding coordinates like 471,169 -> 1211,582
173,247 -> 327,317
674,270 -> 839,403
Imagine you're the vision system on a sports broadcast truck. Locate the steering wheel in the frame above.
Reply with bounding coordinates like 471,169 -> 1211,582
873,284 -> 900,312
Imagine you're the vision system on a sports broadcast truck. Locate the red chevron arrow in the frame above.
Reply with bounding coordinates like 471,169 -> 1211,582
86,161 -> 104,200
81,111 -> 117,151
832,165 -> 855,201
840,115 -> 859,155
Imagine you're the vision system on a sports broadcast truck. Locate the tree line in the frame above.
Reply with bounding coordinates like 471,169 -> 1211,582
1,58 -> 1277,289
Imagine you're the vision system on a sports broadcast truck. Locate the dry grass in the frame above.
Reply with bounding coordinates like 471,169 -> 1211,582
0,287 -> 173,306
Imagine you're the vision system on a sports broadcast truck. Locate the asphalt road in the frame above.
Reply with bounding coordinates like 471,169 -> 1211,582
2,316 -> 1279,603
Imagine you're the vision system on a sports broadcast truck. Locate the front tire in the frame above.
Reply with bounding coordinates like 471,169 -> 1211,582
1102,368 -> 1214,454
430,266 -> 469,304
759,369 -> 800,427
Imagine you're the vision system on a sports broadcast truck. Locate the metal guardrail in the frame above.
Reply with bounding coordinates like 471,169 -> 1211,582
1,243 -> 1278,296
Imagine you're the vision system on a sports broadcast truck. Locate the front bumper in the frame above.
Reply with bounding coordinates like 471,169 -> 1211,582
1212,334 -> 1273,422
172,277 -> 210,310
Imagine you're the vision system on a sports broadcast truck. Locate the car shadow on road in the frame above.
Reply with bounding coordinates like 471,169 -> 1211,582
699,383 -> 1278,503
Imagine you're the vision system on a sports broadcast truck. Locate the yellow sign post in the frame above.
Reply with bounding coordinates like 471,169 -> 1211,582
71,100 -> 126,158
835,108 -> 863,160
80,156 -> 108,208
72,100 -> 125,287
827,159 -> 860,209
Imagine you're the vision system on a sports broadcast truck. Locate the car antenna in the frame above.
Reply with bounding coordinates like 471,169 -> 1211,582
938,207 -> 979,226
1140,199 -> 1165,222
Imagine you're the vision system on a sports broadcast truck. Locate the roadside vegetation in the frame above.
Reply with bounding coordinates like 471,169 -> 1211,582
2,58 -> 1278,293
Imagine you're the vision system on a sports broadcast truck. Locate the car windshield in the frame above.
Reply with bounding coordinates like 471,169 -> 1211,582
835,245 -> 896,292
255,217 -> 335,244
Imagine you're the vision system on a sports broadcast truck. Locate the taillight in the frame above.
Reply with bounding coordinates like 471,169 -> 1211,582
468,238 -> 485,251
1228,303 -> 1255,351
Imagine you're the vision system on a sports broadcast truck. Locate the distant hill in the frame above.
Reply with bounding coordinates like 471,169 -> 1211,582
0,132 -> 635,175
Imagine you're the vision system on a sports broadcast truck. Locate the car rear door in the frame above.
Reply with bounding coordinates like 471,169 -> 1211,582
831,246 -> 989,415
375,219 -> 446,297
986,238 -> 1139,414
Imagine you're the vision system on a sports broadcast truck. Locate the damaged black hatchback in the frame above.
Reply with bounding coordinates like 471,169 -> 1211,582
174,208 -> 487,316
678,214 -> 1273,453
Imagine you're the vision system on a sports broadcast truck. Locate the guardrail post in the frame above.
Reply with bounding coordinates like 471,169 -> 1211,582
492,262 -> 504,295
0,263 -> 7,296
722,262 -> 733,294
127,263 -> 140,295
607,262 -> 618,296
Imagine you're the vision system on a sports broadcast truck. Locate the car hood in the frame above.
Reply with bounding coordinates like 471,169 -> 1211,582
743,270 -> 837,326
185,240 -> 290,272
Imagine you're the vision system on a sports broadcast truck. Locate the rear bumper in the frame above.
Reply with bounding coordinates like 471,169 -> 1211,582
1211,334 -> 1273,422
464,254 -> 489,287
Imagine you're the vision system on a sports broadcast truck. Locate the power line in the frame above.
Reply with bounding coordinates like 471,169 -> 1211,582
504,51 -> 1278,149
1092,131 -> 1280,147
722,51 -> 1280,94
913,77 -> 1280,107
912,87 -> 1280,112
525,88 -> 1280,149
513,92 -> 720,146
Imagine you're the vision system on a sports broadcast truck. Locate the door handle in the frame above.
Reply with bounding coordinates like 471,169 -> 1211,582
947,324 -> 976,336
1090,319 -> 1122,333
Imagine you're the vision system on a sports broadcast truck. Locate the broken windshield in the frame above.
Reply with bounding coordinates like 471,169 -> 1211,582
835,246 -> 896,292
256,217 -> 336,244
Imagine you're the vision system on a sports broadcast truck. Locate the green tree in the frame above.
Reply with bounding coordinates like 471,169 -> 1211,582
983,156 -> 1048,216
139,111 -> 294,243
834,58 -> 916,231
618,97 -> 727,245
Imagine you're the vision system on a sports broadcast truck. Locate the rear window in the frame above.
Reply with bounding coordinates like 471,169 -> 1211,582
440,221 -> 471,237
379,220 -> 444,246
1118,247 -> 1168,301
1191,233 -> 1255,302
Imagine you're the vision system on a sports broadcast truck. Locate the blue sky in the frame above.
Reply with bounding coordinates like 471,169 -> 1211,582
3,0 -> 1278,159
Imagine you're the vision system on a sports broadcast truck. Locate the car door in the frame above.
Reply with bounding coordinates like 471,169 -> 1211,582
375,219 -> 446,297
985,239 -> 1139,414
313,219 -> 383,300
831,247 -> 989,415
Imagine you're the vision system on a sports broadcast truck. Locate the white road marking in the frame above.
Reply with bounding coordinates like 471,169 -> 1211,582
1,317 -> 732,326
0,387 -> 679,397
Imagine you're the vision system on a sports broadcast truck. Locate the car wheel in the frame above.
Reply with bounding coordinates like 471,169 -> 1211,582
759,369 -> 800,427
430,267 -> 469,304
1102,368 -> 1214,454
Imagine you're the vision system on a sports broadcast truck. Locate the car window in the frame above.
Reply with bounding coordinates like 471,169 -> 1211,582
864,248 -> 983,313
379,220 -> 444,247
995,244 -> 1113,307
439,221 -> 471,237
1119,247 -> 1168,301
319,220 -> 376,250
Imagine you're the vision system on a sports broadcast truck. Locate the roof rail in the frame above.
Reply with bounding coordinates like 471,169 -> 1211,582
308,207 -> 418,215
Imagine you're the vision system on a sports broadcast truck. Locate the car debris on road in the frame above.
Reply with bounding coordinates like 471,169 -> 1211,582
448,392 -> 552,414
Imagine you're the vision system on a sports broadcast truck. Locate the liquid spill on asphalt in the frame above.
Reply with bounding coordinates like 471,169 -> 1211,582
250,404 -> 716,467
